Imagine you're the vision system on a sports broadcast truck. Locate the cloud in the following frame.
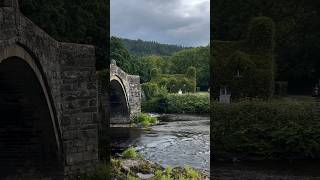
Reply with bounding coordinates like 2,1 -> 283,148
111,0 -> 210,47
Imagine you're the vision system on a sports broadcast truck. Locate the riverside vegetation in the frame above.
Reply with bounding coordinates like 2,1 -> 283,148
88,148 -> 208,180
212,99 -> 320,161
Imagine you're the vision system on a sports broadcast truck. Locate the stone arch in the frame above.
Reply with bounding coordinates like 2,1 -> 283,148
110,61 -> 141,124
110,75 -> 130,123
0,44 -> 63,177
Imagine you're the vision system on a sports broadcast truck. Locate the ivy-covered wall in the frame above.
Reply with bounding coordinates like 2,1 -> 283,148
141,66 -> 196,98
212,17 -> 275,100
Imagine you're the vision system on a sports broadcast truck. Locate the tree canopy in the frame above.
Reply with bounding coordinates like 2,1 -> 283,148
19,0 -> 108,70
212,0 -> 320,94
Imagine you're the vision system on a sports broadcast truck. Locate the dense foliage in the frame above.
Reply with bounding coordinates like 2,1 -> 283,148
212,0 -> 320,94
149,70 -> 196,94
212,100 -> 320,160
110,36 -> 134,73
19,0 -> 108,70
212,17 -> 275,99
142,93 -> 209,114
111,37 -> 209,90
131,113 -> 157,127
121,38 -> 189,56
170,47 -> 210,90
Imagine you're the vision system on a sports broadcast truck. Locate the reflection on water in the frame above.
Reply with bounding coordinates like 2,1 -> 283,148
110,114 -> 210,174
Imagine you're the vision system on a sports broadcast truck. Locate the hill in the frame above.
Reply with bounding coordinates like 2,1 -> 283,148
121,38 -> 190,56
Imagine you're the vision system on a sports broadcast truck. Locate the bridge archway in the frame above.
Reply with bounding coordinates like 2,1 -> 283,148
0,47 -> 63,178
1,1 -> 99,177
110,75 -> 130,123
110,61 -> 141,124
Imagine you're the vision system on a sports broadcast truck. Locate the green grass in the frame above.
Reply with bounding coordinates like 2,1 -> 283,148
152,165 -> 202,180
122,147 -> 138,159
131,113 -> 158,127
184,165 -> 200,179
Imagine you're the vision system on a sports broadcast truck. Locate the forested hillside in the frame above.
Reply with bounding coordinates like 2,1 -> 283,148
19,0 -> 108,70
111,37 -> 209,90
121,38 -> 190,56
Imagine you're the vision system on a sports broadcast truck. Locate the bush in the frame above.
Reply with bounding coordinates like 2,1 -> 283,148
186,66 -> 196,79
122,147 -> 138,159
131,113 -> 157,127
142,93 -> 209,114
164,93 -> 209,114
212,100 -> 320,160
150,68 -> 159,78
150,68 -> 196,93
153,165 -> 202,180
184,165 -> 200,179
141,83 -> 159,100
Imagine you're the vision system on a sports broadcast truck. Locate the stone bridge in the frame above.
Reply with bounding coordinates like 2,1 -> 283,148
110,60 -> 141,124
0,1 -> 98,179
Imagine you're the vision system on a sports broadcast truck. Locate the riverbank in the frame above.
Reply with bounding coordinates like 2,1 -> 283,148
108,153 -> 210,180
110,113 -> 210,179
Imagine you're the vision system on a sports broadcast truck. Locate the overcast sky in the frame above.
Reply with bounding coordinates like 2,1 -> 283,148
111,0 -> 210,47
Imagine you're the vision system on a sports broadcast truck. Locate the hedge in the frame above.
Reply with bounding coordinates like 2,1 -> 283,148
142,93 -> 210,114
212,100 -> 320,160
150,66 -> 196,93
141,82 -> 159,100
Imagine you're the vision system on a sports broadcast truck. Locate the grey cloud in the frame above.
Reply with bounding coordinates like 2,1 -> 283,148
111,0 -> 210,47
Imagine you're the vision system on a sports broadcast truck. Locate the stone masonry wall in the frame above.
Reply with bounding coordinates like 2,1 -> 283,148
110,62 -> 141,123
0,1 -> 98,178
128,75 -> 141,118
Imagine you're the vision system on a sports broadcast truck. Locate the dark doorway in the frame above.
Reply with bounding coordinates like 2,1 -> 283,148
0,57 -> 63,179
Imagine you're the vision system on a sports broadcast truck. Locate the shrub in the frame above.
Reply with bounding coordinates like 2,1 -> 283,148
164,93 -> 209,114
153,165 -> 203,180
131,113 -> 157,127
186,66 -> 196,79
122,147 -> 138,158
150,70 -> 196,93
150,68 -> 160,78
142,93 -> 209,114
141,83 -> 159,100
184,165 -> 200,179
212,100 -> 320,160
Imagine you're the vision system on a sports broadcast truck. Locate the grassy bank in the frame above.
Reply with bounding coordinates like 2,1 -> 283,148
142,93 -> 209,114
89,148 -> 208,180
212,100 -> 320,161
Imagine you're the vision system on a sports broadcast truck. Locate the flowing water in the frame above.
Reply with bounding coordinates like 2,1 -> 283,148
111,113 -> 320,179
110,114 -> 210,175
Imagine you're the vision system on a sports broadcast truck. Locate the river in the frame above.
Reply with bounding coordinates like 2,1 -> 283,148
110,113 -> 210,176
